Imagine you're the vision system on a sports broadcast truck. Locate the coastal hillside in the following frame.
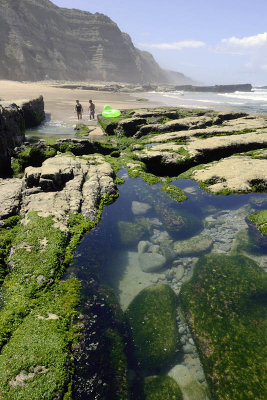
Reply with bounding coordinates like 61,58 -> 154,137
0,0 -> 193,84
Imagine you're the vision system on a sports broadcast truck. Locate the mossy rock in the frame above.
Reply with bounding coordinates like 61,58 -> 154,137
249,210 -> 267,235
144,375 -> 183,400
74,123 -> 92,136
180,253 -> 267,400
117,217 -> 151,246
161,184 -> 187,202
155,207 -> 203,240
126,284 -> 178,370
11,145 -> 57,176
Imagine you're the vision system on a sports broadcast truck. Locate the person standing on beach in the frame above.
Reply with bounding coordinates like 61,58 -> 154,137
75,100 -> 83,120
88,99 -> 95,120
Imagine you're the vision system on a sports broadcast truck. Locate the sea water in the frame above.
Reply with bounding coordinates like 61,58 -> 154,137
68,170 -> 267,397
146,88 -> 267,114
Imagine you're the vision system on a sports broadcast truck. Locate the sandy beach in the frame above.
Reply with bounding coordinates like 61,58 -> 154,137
0,80 -> 162,126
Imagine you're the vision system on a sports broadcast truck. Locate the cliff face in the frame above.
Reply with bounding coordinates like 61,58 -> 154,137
0,0 -> 191,84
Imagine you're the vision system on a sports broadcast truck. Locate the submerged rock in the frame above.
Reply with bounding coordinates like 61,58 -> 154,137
174,235 -> 213,256
126,284 -> 178,370
168,365 -> 208,400
118,217 -> 151,246
155,207 -> 203,240
144,375 -> 183,400
138,252 -> 166,272
131,201 -> 152,216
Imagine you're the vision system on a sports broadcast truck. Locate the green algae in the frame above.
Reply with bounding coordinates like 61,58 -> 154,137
0,213 -> 69,348
180,253 -> 267,400
161,183 -> 187,202
126,284 -> 178,370
74,123 -> 93,137
11,146 -> 57,176
0,278 -> 80,400
144,376 -> 183,400
249,210 -> 267,234
0,216 -> 20,285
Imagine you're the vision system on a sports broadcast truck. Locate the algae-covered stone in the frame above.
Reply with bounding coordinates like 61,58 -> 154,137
156,207 -> 203,240
180,253 -> 267,400
249,209 -> 267,235
168,365 -> 208,400
126,284 -> 178,370
174,234 -> 213,256
144,375 -> 183,400
118,218 -> 150,246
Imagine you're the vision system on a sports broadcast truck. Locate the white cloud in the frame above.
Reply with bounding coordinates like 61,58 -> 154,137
218,32 -> 267,54
261,64 -> 267,71
138,40 -> 206,50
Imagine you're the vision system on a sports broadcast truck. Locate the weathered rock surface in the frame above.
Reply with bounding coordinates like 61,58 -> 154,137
0,154 -> 117,231
145,115 -> 267,143
0,178 -> 22,220
137,115 -> 213,137
192,155 -> 267,193
21,155 -> 116,230
0,0 -> 191,84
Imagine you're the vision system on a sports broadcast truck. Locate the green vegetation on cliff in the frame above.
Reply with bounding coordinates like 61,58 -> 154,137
180,253 -> 267,400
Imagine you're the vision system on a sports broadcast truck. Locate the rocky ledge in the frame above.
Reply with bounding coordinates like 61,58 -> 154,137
0,96 -> 45,176
0,154 -> 117,231
97,107 -> 267,194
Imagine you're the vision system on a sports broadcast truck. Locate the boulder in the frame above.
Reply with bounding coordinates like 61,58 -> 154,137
126,284 -> 178,370
138,252 -> 166,272
174,235 -> 213,256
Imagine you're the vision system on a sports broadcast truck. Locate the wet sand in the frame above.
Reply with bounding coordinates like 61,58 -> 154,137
0,80 -> 161,126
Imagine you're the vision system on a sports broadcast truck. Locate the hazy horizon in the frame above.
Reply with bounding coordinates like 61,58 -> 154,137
52,0 -> 267,86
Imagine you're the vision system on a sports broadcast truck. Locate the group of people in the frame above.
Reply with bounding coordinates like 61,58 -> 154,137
75,99 -> 95,120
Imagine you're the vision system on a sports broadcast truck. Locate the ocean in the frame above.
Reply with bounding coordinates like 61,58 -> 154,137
146,87 -> 267,115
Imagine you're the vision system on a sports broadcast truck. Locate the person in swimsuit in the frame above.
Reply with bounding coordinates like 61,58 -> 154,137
75,100 -> 83,120
88,100 -> 95,120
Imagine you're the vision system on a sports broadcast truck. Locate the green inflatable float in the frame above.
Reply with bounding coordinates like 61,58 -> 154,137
102,104 -> 121,118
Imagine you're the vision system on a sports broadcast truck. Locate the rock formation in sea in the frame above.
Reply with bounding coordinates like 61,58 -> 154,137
0,0 -> 193,84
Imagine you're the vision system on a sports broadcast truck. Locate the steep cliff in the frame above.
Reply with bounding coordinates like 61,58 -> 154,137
0,0 -> 192,84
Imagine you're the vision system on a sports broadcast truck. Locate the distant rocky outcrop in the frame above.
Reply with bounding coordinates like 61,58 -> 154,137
0,96 -> 44,176
174,84 -> 252,93
0,0 -> 193,85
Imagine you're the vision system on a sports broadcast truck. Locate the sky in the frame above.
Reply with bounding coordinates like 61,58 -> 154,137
52,0 -> 267,85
